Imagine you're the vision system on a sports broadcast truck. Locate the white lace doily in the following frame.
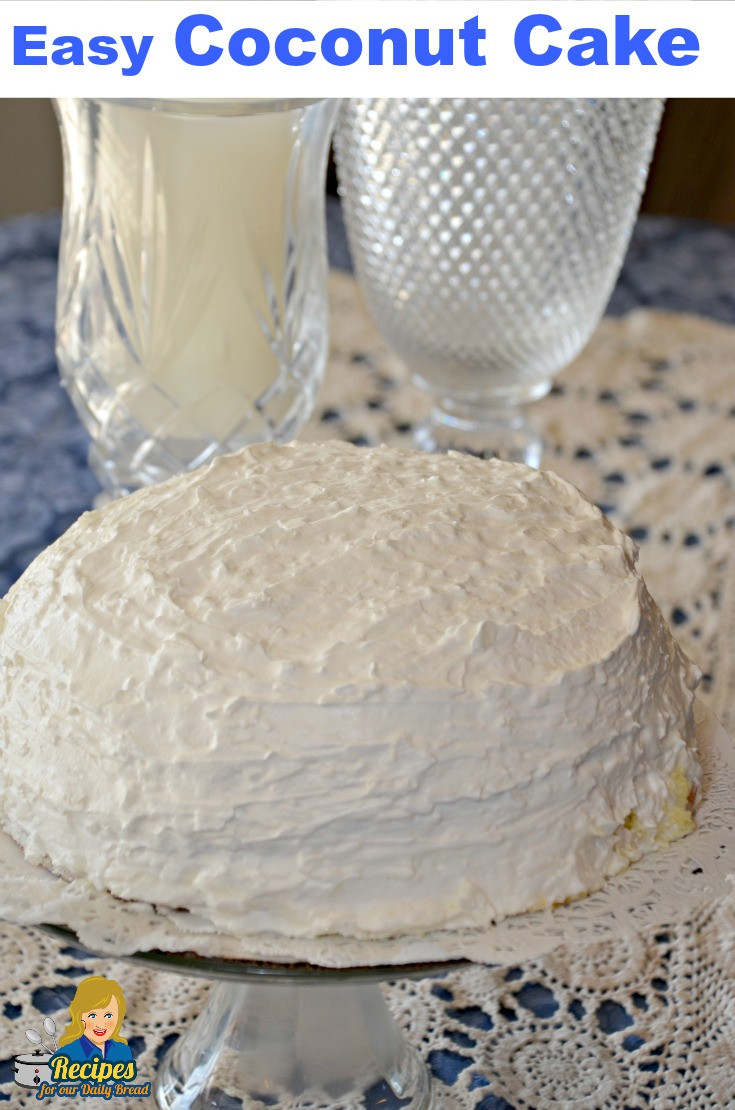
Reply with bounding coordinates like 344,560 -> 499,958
3,276 -> 735,1107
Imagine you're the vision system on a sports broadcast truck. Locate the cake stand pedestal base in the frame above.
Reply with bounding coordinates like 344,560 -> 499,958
154,979 -> 433,1110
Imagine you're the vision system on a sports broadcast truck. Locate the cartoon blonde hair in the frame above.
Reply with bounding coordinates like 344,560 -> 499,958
58,976 -> 128,1047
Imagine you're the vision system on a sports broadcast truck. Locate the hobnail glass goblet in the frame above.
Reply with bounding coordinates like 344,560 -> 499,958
335,98 -> 663,466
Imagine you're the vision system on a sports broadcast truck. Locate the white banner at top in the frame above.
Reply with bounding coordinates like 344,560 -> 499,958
0,0 -> 727,97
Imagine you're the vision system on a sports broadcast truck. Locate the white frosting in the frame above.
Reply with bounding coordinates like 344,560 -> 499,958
0,442 -> 700,939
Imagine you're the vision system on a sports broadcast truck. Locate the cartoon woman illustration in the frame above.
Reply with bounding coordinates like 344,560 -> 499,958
48,976 -> 134,1065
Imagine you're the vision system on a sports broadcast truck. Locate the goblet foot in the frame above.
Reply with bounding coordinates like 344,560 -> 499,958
414,396 -> 544,469
154,980 -> 433,1110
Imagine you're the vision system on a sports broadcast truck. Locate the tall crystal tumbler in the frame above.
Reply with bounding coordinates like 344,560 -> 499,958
336,99 -> 663,465
55,99 -> 339,500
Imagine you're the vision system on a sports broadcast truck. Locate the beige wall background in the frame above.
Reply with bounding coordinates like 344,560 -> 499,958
0,99 -> 62,218
0,98 -> 733,224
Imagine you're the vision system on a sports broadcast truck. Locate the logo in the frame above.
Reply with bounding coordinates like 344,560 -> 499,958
12,1018 -> 55,1090
14,976 -> 151,1100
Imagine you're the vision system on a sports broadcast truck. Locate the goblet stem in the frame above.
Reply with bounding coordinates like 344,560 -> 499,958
155,979 -> 433,1110
414,394 -> 546,469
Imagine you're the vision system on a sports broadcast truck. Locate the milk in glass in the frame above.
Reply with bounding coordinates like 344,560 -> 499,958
55,99 -> 335,495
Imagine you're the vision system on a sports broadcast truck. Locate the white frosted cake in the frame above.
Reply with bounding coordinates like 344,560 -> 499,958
0,442 -> 699,939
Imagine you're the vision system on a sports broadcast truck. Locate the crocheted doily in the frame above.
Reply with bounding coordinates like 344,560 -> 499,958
3,274 -> 735,1107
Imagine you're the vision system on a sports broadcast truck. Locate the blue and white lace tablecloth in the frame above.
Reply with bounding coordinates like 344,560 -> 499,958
2,206 -> 735,1108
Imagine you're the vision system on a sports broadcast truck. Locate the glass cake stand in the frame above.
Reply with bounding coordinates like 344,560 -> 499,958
43,924 -> 466,1110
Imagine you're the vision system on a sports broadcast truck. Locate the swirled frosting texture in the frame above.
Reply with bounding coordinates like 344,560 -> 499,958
0,443 -> 699,938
